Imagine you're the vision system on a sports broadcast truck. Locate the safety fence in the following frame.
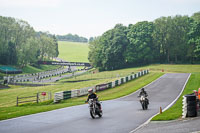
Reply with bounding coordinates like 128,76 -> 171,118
54,69 -> 149,103
17,94 -> 39,106
17,91 -> 52,106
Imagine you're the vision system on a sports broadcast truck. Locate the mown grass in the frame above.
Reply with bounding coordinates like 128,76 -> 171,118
0,68 -> 143,107
136,64 -> 200,73
152,72 -> 200,121
0,72 -> 162,120
58,41 -> 89,62
22,65 -> 60,74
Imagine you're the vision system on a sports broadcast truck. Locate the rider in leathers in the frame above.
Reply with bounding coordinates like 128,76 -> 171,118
86,89 -> 102,111
139,88 -> 149,104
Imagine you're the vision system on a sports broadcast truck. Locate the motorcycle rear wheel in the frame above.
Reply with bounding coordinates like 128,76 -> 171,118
97,111 -> 103,117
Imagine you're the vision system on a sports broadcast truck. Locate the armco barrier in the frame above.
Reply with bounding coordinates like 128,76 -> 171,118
71,89 -> 78,97
130,75 -> 133,80
121,78 -> 124,84
78,87 -> 91,96
54,70 -> 149,103
126,76 -> 129,82
54,91 -> 64,103
112,81 -> 115,88
63,91 -> 71,100
96,84 -> 108,91
108,82 -> 112,89
115,80 -> 119,86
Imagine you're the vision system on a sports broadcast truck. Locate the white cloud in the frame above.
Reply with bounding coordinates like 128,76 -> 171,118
0,0 -> 62,8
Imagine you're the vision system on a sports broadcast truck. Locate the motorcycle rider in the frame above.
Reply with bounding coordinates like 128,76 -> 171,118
86,88 -> 102,111
138,88 -> 149,104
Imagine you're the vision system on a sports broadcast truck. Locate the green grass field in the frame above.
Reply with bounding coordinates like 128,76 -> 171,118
58,41 -> 89,62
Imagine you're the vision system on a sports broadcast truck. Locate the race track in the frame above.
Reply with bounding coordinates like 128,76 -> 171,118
0,73 -> 190,133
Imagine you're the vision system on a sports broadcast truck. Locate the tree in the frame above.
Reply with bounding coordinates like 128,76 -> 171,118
0,15 -> 58,67
188,19 -> 200,60
53,35 -> 59,57
89,37 -> 94,43
153,15 -> 191,63
89,24 -> 128,70
56,34 -> 88,42
126,21 -> 154,65
38,33 -> 56,61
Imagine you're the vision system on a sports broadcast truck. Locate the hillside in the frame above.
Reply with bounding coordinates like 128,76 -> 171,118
58,41 -> 89,62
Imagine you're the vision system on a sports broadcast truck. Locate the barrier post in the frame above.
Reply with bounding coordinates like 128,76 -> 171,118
37,93 -> 39,103
16,96 -> 18,106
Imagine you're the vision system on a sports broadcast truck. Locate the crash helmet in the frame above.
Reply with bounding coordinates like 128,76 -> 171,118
88,88 -> 93,94
141,88 -> 145,91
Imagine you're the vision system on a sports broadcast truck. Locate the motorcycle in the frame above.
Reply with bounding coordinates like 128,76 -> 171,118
140,95 -> 148,110
88,98 -> 103,119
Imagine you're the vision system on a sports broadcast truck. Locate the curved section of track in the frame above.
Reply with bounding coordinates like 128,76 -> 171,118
0,73 -> 190,133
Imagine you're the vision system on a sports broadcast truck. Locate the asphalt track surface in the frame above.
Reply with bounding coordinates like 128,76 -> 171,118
0,73 -> 190,133
134,116 -> 200,133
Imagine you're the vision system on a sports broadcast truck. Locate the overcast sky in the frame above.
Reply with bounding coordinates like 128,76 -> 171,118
0,0 -> 199,38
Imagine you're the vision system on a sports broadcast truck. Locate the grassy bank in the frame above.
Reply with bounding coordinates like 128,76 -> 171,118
22,65 -> 60,74
0,67 -> 143,107
58,41 -> 89,62
0,72 -> 162,120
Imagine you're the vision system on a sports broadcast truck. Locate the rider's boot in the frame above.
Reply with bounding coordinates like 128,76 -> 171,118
99,105 -> 102,112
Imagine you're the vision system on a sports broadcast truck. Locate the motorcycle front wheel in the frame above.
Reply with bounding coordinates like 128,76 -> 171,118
142,102 -> 145,110
145,102 -> 148,110
90,109 -> 96,119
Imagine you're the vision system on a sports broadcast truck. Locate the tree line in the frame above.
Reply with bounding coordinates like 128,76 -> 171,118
56,34 -> 88,43
88,12 -> 200,71
0,16 -> 59,67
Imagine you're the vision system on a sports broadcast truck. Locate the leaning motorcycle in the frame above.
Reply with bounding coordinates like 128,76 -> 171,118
140,95 -> 148,110
88,99 -> 102,119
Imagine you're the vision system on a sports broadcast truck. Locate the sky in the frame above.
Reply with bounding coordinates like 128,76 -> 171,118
0,0 -> 200,39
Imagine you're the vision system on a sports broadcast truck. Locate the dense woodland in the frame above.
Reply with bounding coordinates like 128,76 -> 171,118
89,12 -> 200,71
56,34 -> 88,43
0,16 -> 59,67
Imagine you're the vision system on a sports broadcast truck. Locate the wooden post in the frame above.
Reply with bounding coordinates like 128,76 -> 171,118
37,93 -> 39,103
160,107 -> 162,114
49,92 -> 52,100
16,96 -> 18,106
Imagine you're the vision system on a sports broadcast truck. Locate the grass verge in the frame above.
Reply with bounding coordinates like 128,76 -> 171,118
0,72 -> 163,120
22,65 -> 60,74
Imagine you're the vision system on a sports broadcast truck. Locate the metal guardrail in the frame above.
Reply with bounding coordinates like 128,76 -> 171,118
54,70 -> 149,103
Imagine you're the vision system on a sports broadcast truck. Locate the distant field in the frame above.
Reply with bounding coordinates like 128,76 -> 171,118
58,41 -> 89,62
